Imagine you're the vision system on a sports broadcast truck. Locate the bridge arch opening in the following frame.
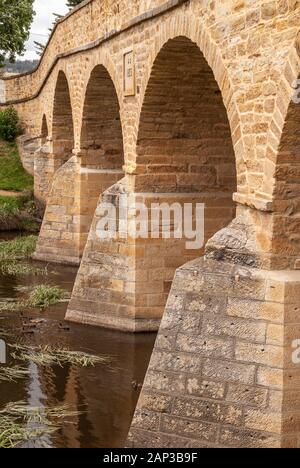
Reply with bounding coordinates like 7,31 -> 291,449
80,64 -> 124,171
134,36 -> 237,312
77,64 -> 125,251
52,70 -> 74,168
41,114 -> 48,145
271,80 -> 300,265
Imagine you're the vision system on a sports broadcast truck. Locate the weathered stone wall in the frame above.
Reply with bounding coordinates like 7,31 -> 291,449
17,135 -> 39,177
2,0 -> 300,448
1,0 -> 299,207
67,184 -> 236,331
128,257 -> 300,448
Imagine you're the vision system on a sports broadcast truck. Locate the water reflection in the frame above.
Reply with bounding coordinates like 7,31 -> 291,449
0,237 -> 156,448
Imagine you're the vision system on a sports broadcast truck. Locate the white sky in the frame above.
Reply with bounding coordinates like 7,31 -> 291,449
21,0 -> 69,60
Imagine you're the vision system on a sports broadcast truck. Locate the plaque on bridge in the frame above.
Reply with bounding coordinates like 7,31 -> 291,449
124,50 -> 135,96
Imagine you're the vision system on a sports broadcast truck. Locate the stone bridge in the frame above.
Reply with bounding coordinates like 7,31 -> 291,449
1,0 -> 300,448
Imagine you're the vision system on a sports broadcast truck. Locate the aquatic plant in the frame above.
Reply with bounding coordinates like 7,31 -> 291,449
0,366 -> 29,383
10,344 -> 111,368
0,235 -> 38,261
0,284 -> 68,312
0,260 -> 47,276
2,402 -> 81,424
0,301 -> 20,312
27,284 -> 68,308
0,415 -> 57,448
0,402 -> 81,448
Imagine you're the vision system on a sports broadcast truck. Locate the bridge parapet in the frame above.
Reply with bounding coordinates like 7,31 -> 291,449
1,0 -> 177,104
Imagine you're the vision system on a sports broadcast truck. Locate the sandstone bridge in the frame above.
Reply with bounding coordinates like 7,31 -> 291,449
1,0 -> 300,448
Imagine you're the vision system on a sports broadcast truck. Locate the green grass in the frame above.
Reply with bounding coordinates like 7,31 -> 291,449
0,195 -> 22,215
0,261 -> 47,276
0,140 -> 38,232
0,284 -> 69,312
27,285 -> 68,308
0,236 -> 38,262
0,193 -> 39,232
0,140 -> 33,192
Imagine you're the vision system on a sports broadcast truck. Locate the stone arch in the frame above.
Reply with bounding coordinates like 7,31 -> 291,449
41,114 -> 48,145
77,62 -> 125,230
52,70 -> 75,167
131,35 -> 237,317
258,37 -> 300,268
135,36 -> 237,195
72,49 -> 124,155
80,64 -> 124,171
271,88 -> 300,263
132,13 -> 242,188
261,40 -> 300,202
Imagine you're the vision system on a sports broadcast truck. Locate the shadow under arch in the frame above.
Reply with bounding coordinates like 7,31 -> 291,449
73,64 -> 125,259
268,70 -> 300,267
132,35 -> 238,314
66,35 -> 238,332
52,70 -> 75,168
41,114 -> 49,145
80,64 -> 124,172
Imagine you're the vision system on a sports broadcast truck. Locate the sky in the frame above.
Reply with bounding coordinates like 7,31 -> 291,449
22,0 -> 69,60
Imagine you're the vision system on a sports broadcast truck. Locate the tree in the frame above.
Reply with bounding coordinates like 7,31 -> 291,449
0,0 -> 35,67
67,0 -> 83,9
34,41 -> 45,57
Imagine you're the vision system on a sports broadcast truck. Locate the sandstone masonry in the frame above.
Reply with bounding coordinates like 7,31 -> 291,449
2,0 -> 300,448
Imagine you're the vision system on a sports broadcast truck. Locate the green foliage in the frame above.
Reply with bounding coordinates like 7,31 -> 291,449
0,139 -> 33,191
0,195 -> 22,216
0,235 -> 38,261
28,285 -> 68,308
0,261 -> 45,276
0,0 -> 35,67
0,283 -> 66,311
67,0 -> 83,9
0,108 -> 21,142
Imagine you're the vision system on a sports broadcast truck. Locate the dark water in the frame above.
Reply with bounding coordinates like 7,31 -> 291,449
0,234 -> 156,448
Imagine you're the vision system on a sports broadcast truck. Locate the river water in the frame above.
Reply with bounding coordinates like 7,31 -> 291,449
0,233 -> 156,448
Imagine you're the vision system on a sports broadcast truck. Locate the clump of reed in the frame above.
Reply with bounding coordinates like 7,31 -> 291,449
0,236 -> 38,262
0,284 -> 69,312
0,366 -> 29,383
0,415 -> 56,448
0,261 -> 47,276
27,284 -> 68,308
0,402 -> 81,448
0,236 -> 47,278
10,344 -> 111,368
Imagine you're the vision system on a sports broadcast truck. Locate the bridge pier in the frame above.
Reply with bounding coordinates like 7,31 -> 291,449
33,155 -> 123,265
65,175 -> 236,331
127,207 -> 300,448
33,139 -> 59,210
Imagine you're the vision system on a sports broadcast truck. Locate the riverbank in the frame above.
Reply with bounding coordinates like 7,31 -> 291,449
0,230 -> 156,448
0,139 -> 40,232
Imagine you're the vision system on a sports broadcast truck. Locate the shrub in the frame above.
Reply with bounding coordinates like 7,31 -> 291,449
0,107 -> 21,141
